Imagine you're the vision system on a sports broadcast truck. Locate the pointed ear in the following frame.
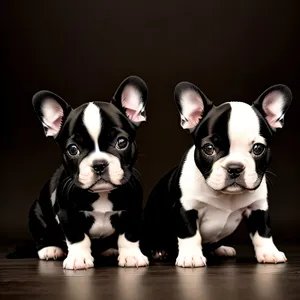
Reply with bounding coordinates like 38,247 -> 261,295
252,84 -> 292,130
111,76 -> 148,127
32,90 -> 72,137
174,82 -> 213,130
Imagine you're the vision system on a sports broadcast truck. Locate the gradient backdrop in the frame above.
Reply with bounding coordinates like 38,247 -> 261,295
1,1 -> 299,245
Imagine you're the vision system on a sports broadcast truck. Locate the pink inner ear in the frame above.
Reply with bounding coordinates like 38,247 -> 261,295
181,90 -> 204,129
121,85 -> 145,123
182,111 -> 202,129
41,99 -> 64,136
45,114 -> 63,136
125,108 -> 146,122
263,91 -> 284,129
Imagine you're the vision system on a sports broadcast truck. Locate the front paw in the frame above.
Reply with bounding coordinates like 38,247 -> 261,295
63,234 -> 94,270
255,246 -> 287,264
63,251 -> 94,270
118,248 -> 149,268
176,251 -> 207,268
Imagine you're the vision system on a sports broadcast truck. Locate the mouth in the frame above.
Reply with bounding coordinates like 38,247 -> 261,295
212,178 -> 262,194
221,182 -> 246,194
88,178 -> 116,193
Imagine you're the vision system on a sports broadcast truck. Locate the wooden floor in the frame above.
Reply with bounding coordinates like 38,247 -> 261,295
1,243 -> 300,300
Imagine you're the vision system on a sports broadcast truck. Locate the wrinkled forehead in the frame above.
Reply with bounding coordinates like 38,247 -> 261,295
197,102 -> 266,149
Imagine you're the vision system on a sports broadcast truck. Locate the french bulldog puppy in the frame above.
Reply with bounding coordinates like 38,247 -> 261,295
142,82 -> 292,267
29,76 -> 149,269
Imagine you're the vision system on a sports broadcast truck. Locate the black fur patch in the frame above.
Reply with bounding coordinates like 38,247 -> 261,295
246,209 -> 272,238
193,103 -> 232,178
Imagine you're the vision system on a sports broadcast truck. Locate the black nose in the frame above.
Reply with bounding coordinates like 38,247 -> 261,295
92,160 -> 108,175
227,163 -> 245,178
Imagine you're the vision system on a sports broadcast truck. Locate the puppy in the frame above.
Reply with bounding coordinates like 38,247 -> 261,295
142,82 -> 292,267
29,76 -> 149,269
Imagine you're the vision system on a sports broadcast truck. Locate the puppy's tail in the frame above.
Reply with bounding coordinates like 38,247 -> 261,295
6,242 -> 38,259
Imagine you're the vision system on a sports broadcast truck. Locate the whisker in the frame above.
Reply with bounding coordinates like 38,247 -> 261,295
266,176 -> 274,188
202,170 -> 211,178
266,170 -> 277,178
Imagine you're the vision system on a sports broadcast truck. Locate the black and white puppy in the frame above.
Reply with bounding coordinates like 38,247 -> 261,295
142,82 -> 292,267
29,76 -> 149,270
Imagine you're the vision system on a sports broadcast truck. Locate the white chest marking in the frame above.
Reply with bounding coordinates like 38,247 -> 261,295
87,193 -> 116,238
198,205 -> 244,243
91,193 -> 113,212
179,147 -> 268,244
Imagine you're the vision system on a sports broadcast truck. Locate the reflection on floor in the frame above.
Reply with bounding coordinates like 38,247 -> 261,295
1,243 -> 300,300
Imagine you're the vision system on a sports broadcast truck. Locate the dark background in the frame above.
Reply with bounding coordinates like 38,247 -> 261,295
1,1 -> 299,245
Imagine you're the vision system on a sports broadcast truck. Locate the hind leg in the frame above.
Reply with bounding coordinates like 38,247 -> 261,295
29,200 -> 67,260
38,246 -> 65,260
214,246 -> 236,257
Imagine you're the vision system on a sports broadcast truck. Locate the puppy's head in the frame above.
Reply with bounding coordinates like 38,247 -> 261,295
33,76 -> 148,192
175,82 -> 292,194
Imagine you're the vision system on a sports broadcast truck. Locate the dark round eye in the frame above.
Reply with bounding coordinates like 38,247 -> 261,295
252,143 -> 265,156
202,143 -> 215,156
67,144 -> 79,156
116,137 -> 128,150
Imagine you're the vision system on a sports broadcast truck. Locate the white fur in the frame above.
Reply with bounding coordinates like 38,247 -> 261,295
50,189 -> 56,206
50,189 -> 61,224
41,98 -> 64,137
251,232 -> 287,263
176,231 -> 207,267
117,233 -> 149,267
106,154 -> 125,185
63,234 -> 94,270
92,192 -> 113,212
86,193 -> 116,238
38,246 -> 64,260
88,211 -> 116,238
83,103 -> 102,150
228,102 -> 261,149
179,146 -> 268,244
